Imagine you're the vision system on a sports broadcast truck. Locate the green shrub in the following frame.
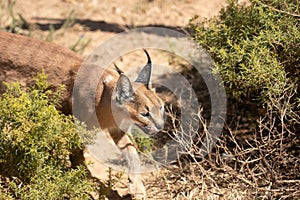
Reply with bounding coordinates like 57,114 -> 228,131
0,73 -> 95,199
188,1 -> 300,198
128,128 -> 155,154
190,0 -> 299,106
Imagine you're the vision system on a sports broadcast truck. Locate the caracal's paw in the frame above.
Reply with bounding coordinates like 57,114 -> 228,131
128,175 -> 146,200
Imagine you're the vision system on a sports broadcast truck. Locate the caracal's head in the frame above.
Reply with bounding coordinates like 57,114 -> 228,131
112,50 -> 165,135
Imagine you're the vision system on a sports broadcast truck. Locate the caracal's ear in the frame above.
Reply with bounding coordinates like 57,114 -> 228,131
135,49 -> 152,89
116,74 -> 135,104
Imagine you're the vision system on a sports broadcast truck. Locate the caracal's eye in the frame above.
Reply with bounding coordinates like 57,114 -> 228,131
140,112 -> 150,117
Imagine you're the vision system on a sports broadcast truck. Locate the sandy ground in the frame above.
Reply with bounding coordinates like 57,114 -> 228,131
3,0 -> 229,199
12,0 -> 227,55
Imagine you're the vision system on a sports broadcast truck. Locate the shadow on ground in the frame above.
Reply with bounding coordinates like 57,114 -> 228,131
33,17 -> 188,36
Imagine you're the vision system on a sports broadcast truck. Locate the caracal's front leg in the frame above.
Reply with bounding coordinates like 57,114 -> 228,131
109,128 -> 146,199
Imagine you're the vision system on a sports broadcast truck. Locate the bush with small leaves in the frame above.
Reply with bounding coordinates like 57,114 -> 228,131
0,72 -> 96,199
190,0 -> 299,107
186,1 -> 300,199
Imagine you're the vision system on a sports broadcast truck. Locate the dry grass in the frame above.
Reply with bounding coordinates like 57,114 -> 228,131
145,67 -> 300,200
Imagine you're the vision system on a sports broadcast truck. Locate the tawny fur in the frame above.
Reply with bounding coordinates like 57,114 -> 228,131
0,32 -> 82,113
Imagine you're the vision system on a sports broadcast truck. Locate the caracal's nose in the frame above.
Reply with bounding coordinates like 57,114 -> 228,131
155,118 -> 165,130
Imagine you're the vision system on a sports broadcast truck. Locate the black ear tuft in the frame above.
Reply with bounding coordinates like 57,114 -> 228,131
135,49 -> 152,89
114,63 -> 124,75
116,74 -> 135,104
